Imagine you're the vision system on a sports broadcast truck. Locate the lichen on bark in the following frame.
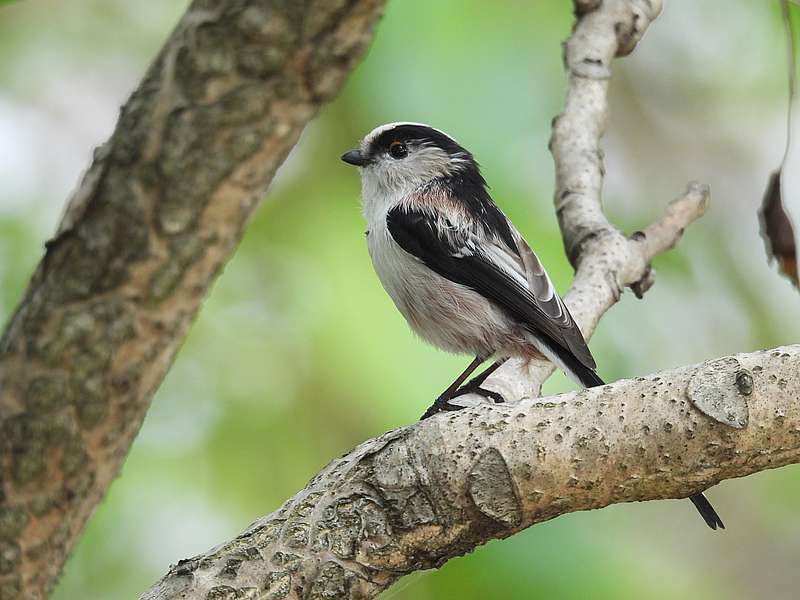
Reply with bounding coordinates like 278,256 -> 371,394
0,1 -> 387,597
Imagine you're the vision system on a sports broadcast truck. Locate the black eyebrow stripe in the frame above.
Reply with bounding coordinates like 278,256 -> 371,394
369,125 -> 470,158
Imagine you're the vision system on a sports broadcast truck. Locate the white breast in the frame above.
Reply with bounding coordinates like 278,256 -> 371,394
365,208 -> 528,360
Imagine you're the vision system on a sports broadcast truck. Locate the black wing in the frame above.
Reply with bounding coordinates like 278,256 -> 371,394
386,205 -> 597,376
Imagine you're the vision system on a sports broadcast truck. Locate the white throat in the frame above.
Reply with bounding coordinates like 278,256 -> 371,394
359,167 -> 411,227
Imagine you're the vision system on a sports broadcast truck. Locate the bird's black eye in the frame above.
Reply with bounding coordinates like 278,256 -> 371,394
389,141 -> 408,159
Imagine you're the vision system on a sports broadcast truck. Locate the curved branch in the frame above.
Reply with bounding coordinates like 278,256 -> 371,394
142,345 -> 800,600
459,0 -> 681,404
0,1 -> 386,597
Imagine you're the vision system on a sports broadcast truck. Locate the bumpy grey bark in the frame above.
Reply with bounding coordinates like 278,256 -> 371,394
0,1 -> 385,598
141,345 -> 800,600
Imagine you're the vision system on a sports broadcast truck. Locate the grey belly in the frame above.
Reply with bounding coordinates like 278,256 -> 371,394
368,230 -> 531,359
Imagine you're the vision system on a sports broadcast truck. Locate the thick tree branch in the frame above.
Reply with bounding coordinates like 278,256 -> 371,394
142,345 -> 800,600
0,1 -> 385,597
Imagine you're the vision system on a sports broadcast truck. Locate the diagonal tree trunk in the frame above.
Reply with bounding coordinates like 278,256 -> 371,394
0,1 -> 386,598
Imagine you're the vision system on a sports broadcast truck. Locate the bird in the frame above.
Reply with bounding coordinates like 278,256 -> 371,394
341,122 -> 724,530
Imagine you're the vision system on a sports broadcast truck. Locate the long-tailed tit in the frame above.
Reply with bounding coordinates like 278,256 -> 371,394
342,122 -> 723,530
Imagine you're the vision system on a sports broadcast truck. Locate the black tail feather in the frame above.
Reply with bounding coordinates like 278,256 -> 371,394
548,341 -> 606,388
574,364 -> 605,388
690,493 -> 725,530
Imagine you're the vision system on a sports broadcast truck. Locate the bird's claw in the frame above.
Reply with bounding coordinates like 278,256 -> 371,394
420,385 -> 505,419
460,385 -> 504,405
420,395 -> 451,419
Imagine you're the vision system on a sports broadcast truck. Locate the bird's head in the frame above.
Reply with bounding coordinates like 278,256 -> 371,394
341,122 -> 481,199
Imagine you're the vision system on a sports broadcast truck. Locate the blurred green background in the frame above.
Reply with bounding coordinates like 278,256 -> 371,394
1,1 -> 800,598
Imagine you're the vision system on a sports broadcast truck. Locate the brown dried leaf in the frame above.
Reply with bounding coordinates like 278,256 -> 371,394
759,170 -> 798,287
760,1 -> 799,289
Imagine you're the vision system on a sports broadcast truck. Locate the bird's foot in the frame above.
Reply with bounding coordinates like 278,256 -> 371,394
420,385 -> 504,420
462,385 -> 505,404
420,395 -> 453,419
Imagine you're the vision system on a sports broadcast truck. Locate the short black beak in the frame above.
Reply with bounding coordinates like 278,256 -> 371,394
341,148 -> 366,166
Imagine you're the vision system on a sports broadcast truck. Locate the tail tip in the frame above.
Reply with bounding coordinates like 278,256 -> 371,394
690,493 -> 725,531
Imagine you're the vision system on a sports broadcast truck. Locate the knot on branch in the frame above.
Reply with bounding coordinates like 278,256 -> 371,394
573,0 -> 602,16
629,264 -> 655,299
613,0 -> 664,57
687,357 -> 751,429
565,225 -> 620,270
468,448 -> 522,528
